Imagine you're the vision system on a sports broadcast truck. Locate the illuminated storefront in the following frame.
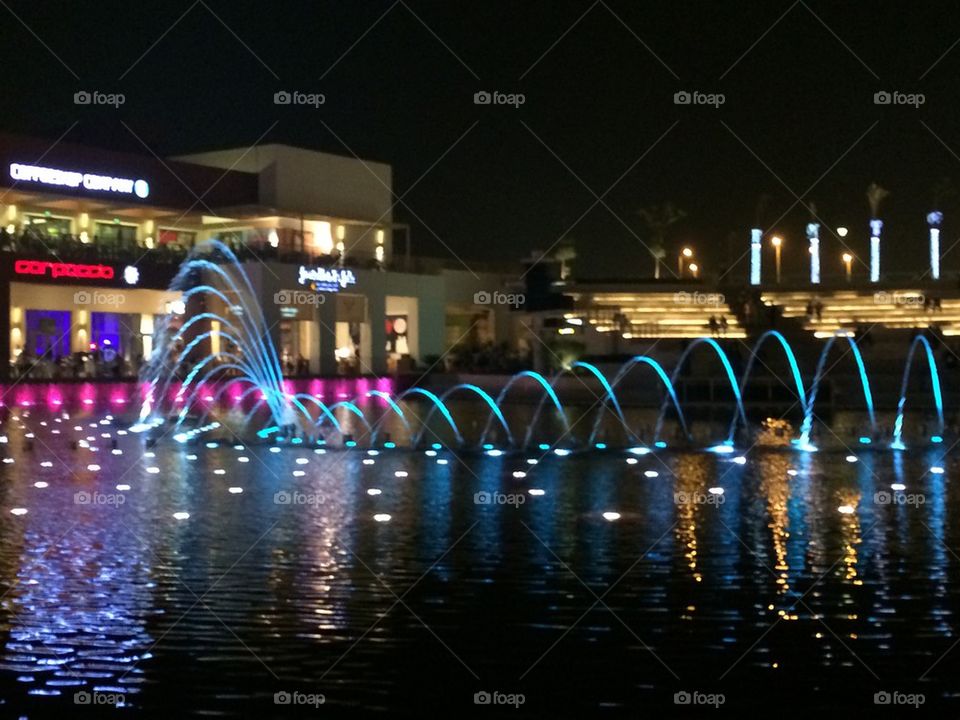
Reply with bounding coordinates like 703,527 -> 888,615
0,132 -> 520,379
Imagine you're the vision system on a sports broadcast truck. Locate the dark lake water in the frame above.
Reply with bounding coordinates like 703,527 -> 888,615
0,406 -> 956,717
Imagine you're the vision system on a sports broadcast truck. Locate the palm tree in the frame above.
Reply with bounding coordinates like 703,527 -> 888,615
552,237 -> 577,280
637,202 -> 686,279
866,182 -> 889,282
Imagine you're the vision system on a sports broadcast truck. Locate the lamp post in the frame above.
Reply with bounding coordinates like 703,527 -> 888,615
678,247 -> 693,276
771,235 -> 783,284
842,252 -> 853,283
688,262 -> 699,279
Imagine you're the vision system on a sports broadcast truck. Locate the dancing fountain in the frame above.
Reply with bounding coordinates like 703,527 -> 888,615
133,241 -> 948,454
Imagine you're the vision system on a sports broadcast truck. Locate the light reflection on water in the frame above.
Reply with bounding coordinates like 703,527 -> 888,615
0,408 -> 956,714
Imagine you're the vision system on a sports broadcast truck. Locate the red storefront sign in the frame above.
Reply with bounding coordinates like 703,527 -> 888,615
14,260 -> 115,280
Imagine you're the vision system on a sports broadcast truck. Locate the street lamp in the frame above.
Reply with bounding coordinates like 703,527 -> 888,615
688,262 -> 699,279
842,252 -> 853,282
837,227 -> 849,238
771,235 -> 783,284
679,247 -> 693,276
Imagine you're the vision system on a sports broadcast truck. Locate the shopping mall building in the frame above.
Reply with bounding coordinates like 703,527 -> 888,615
0,133 -> 519,381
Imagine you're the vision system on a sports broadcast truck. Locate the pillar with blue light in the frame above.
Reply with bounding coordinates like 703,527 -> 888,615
750,228 -> 762,285
807,222 -> 820,284
928,211 -> 942,280
869,219 -> 882,282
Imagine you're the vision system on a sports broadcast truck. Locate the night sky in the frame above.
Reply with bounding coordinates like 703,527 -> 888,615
3,1 -> 960,281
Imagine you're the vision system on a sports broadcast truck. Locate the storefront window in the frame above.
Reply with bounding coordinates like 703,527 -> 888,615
24,310 -> 70,359
24,214 -> 72,238
95,221 -> 138,247
158,229 -> 196,247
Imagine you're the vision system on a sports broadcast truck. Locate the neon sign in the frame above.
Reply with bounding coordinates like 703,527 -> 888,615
298,265 -> 356,292
9,163 -> 150,199
14,260 -> 115,280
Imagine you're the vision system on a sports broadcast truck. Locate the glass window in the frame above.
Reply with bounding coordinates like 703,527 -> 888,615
95,222 -> 138,247
24,214 -> 72,238
158,229 -> 196,247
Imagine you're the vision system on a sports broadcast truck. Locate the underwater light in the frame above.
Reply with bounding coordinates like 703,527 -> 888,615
628,447 -> 651,456
538,443 -> 550,451
482,443 -> 494,450
602,511 -> 621,522
891,483 -> 906,491
432,443 -> 442,450
626,458 -> 638,465
270,447 -> 281,454
172,512 -> 190,520
290,438 -> 303,445
437,459 -> 448,465
932,435 -> 944,444
395,471 -> 408,478
173,433 -> 189,443
594,442 -> 607,450
708,487 -> 724,495
228,487 -> 243,494
117,484 -> 131,491
373,513 -> 392,522
512,471 -> 527,479
363,459 -> 375,465
384,442 -> 396,449
367,488 -> 382,496
889,440 -> 906,451
845,455 -> 858,463
654,441 -> 667,449
486,449 -> 504,457
931,466 -> 945,474
643,470 -> 659,478
34,481 -> 48,489
345,440 -> 357,448
529,488 -> 545,496
10,508 -> 27,516
859,437 -> 871,445
554,448 -> 571,457
732,456 -> 747,465
425,450 -> 437,457
837,505 -> 855,515
238,456 -> 249,463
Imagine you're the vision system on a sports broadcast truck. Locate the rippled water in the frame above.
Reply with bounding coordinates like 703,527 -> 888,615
0,408 -> 957,716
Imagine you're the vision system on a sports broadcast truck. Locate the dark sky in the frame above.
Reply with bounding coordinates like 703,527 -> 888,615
3,1 -> 960,281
